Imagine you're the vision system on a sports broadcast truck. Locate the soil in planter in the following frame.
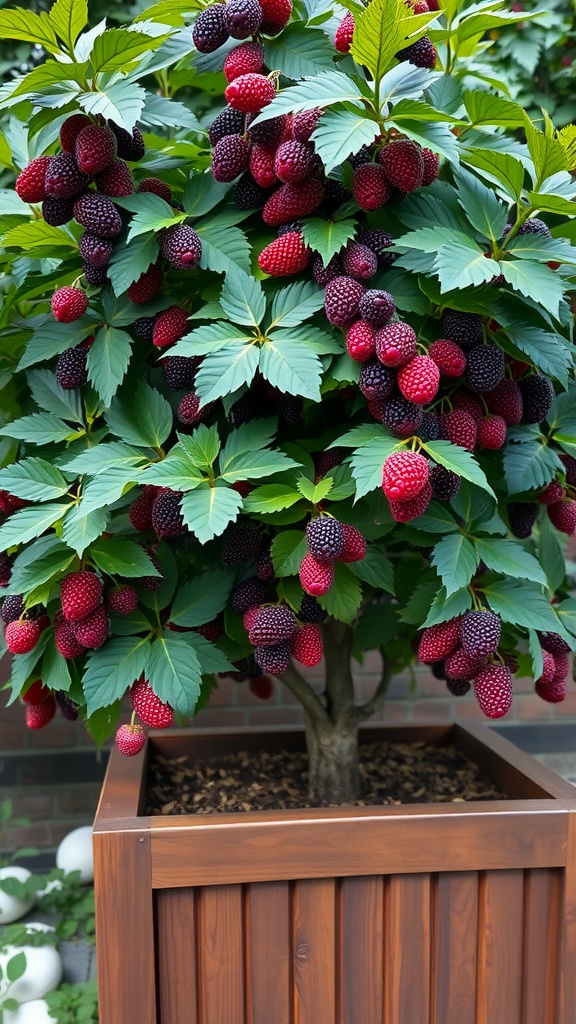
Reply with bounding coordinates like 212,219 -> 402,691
146,740 -> 506,815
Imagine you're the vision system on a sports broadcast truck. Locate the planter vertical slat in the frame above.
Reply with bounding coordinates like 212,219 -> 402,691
384,874 -> 432,1023
560,811 -> 576,1024
434,871 -> 479,1022
293,877 -> 337,1024
197,885 -> 244,1024
340,876 -> 384,1024
522,869 -> 563,1024
155,888 -> 198,1024
246,881 -> 291,1023
478,870 -> 525,1023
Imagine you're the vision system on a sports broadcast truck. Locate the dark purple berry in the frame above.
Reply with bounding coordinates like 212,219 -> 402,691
231,578 -> 267,614
358,360 -> 395,400
162,224 -> 202,269
306,516 -> 345,562
42,195 -> 74,226
225,0 -> 263,39
358,289 -> 395,328
1,594 -> 25,624
109,123 -> 145,161
443,310 -> 483,349
460,610 -> 502,656
73,193 -> 122,237
465,343 -> 505,393
209,106 -> 246,146
356,229 -> 395,267
519,374 -> 555,424
133,316 -> 156,341
248,605 -> 296,645
79,232 -> 113,267
56,346 -> 88,389
192,4 -> 229,52
382,395 -> 423,438
45,153 -> 88,199
298,594 -> 327,623
151,489 -> 186,539
221,522 -> 261,565
234,174 -> 271,209
430,464 -> 461,500
538,631 -> 571,655
508,502 -> 539,538
254,639 -> 290,674
163,356 -> 197,390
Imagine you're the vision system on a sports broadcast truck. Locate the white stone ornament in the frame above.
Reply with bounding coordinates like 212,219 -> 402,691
0,943 -> 63,1003
55,825 -> 94,883
0,867 -> 35,924
4,999 -> 54,1024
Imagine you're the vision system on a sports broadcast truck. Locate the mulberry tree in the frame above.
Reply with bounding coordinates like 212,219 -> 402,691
1,0 -> 576,802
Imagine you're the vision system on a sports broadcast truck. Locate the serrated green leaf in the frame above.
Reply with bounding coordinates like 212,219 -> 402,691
423,586 -> 473,628
0,412 -> 78,445
537,516 -> 566,593
435,243 -> 499,291
318,562 -> 362,623
300,218 -> 358,266
126,193 -> 181,242
0,7 -> 61,52
179,424 -> 221,471
137,450 -> 204,491
349,547 -> 394,594
171,322 -> 253,358
26,368 -> 83,424
242,484 -> 303,513
463,90 -> 525,129
0,458 -> 68,502
170,568 -> 235,627
84,636 -> 150,715
87,326 -> 133,407
182,174 -> 231,218
61,505 -> 108,557
415,503 -> 459,534
250,70 -> 364,125
264,24 -> 335,79
271,530 -> 307,577
61,442 -> 149,475
50,0 -> 88,50
106,382 -> 172,448
310,108 -> 380,174
474,537 -> 547,587
268,280 -> 325,329
78,467 -> 137,515
6,542 -> 76,595
297,476 -> 332,503
219,265 -> 265,327
482,579 -> 574,646
499,261 -> 563,321
0,503 -> 70,552
454,166 -> 508,242
351,0 -> 437,84
259,334 -> 322,400
147,634 -> 201,715
78,80 -> 146,133
41,641 -> 72,694
180,484 -> 242,543
502,436 -> 563,492
422,441 -> 496,498
108,233 -> 159,297
462,148 -> 525,202
196,220 -> 250,275
90,27 -> 171,74
432,534 -> 478,596
527,628 -> 544,682
89,537 -> 159,578
194,340 -> 260,404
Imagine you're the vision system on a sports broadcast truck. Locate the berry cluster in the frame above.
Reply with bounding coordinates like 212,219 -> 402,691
334,0 -> 439,65
241,601 -> 324,674
21,679 -> 80,730
299,516 -> 366,597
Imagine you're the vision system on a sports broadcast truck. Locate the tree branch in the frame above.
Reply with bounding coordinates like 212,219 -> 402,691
355,650 -> 391,722
280,663 -> 331,728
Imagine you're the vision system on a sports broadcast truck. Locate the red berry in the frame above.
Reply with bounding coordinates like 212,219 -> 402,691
382,450 -> 429,501
380,140 -> 424,192
338,524 -> 366,563
346,321 -> 376,362
536,677 -> 566,704
477,414 -> 507,450
291,108 -> 321,142
212,134 -> 251,182
61,570 -> 103,622
441,410 -> 477,452
60,114 -> 92,153
5,619 -> 41,654
225,73 -> 276,114
445,648 -> 486,681
15,156 -> 52,203
397,355 -> 440,404
536,650 -> 556,686
107,585 -> 138,616
137,177 -> 172,203
429,339 -> 466,377
22,679 -> 50,705
451,391 -> 484,421
560,454 -> 576,486
290,623 -> 323,666
55,616 -> 86,659
334,11 -> 355,51
299,553 -> 334,596
95,159 -> 133,197
51,286 -> 88,323
421,148 -> 439,185
250,144 -> 277,188
260,0 -> 292,32
548,499 -> 576,535
45,153 -> 88,199
132,676 -> 174,728
128,263 -> 163,304
72,605 -> 109,649
474,664 -> 512,718
243,605 -> 262,631
262,177 -> 324,226
129,487 -> 157,531
75,124 -> 116,175
388,480 -> 432,522
539,480 -> 565,505
274,140 -> 315,184
178,391 -> 206,425
418,618 -> 461,663
258,231 -> 310,276
353,163 -> 390,210
116,723 -> 146,756
342,241 -> 378,281
224,42 -> 265,82
248,674 -> 275,699
152,306 -> 190,348
26,697 -> 56,730
375,322 -> 417,367
485,379 -> 523,425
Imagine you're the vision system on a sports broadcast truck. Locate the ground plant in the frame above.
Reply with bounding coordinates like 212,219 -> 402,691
0,0 -> 575,805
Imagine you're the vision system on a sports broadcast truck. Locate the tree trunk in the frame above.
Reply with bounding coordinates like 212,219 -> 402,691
304,714 -> 360,805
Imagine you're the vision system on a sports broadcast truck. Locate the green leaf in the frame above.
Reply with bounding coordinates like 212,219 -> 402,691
422,441 -> 496,498
182,174 -> 232,219
538,515 -> 566,593
50,0 -> 88,50
502,436 -> 562,493
350,436 -> 404,499
3,219 -> 76,251
78,80 -> 146,133
137,449 -> 204,491
84,636 -> 150,714
62,441 -> 149,475
432,534 -> 478,596
482,580 -> 574,646
196,220 -> 250,275
242,484 -> 302,513
463,91 -> 524,129
171,322 -> 253,358
250,70 -> 364,125
126,193 -> 182,242
423,586 -> 473,628
351,0 -> 437,84
454,167 -> 508,242
259,334 -> 322,400
555,598 -> 576,640
147,634 -> 201,715
0,503 -> 70,552
300,219 -> 358,267
77,467 -> 136,515
389,119 -> 458,161
0,8 -> 61,52
219,265 -> 266,327
141,92 -> 202,133
462,148 -> 525,202
311,108 -> 380,174
503,324 -> 572,385
264,24 -> 336,79
527,628 -> 544,682
89,537 -> 159,578
268,280 -> 325,329
179,424 -> 221,471
297,477 -> 332,503
415,502 -> 459,535
87,326 -> 133,407
61,505 -> 108,557
182,633 -> 234,677
26,368 -> 83,424
499,262 -> 564,321
434,243 -> 499,291
318,562 -> 362,623
219,447 -> 298,483
41,641 -> 72,694
0,412 -> 77,445
194,340 -> 260,404
6,951 -> 27,983
349,547 -> 394,594
180,484 -> 243,543
523,113 -> 568,184
90,28 -> 171,74
0,459 -> 68,502
108,233 -> 159,297
6,541 -> 75,594
271,530 -> 307,577
474,537 -> 547,587
170,568 -> 235,627
106,382 -> 172,448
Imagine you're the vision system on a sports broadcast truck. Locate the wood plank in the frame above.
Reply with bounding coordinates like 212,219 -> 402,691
384,874 -> 431,1024
246,882 -> 290,1024
197,885 -> 244,1024
522,869 -> 562,1024
455,724 -> 576,801
150,809 -> 569,888
476,870 -> 524,1024
434,872 -> 478,1024
560,812 -> 576,1024
293,878 -> 336,1024
93,829 -> 156,1024
339,876 -> 384,1024
155,889 -> 197,1024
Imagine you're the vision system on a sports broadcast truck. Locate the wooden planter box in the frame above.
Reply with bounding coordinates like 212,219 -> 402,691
93,723 -> 576,1024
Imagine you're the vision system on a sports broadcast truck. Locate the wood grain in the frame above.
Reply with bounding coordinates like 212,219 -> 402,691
434,871 -> 479,1024
384,874 -> 431,1024
246,881 -> 290,1024
197,885 -> 245,1024
522,869 -> 563,1024
339,876 -> 384,1024
156,888 -> 197,1024
560,812 -> 576,1024
293,878 -> 336,1024
476,869 -> 524,1024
